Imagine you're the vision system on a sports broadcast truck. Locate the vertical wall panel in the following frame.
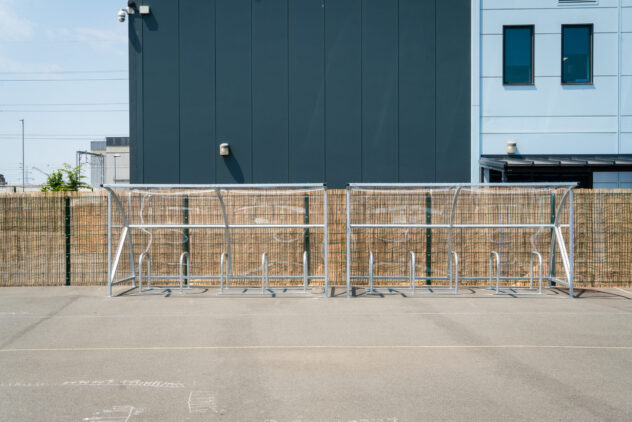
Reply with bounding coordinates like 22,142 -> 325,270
131,0 -> 471,185
179,0 -> 215,183
253,0 -> 289,182
142,0 -> 180,183
325,0 -> 362,187
362,0 -> 398,182
129,12 -> 143,183
399,0 -> 436,182
289,0 -> 325,182
215,0 -> 252,183
436,0 -> 470,182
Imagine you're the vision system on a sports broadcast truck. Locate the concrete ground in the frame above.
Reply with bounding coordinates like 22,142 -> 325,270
0,286 -> 631,422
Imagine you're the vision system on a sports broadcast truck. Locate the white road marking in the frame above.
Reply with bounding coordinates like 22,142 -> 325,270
2,344 -> 632,353
82,406 -> 143,422
187,391 -> 218,414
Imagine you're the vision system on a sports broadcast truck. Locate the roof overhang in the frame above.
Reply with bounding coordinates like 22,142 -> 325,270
480,155 -> 632,173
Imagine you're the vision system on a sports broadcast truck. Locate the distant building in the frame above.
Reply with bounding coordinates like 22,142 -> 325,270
0,174 -> 6,186
126,0 -> 631,188
90,137 -> 130,185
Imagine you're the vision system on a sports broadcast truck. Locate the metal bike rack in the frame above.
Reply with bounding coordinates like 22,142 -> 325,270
218,250 -> 311,295
364,250 -> 459,296
346,183 -> 576,298
261,252 -> 269,295
178,252 -> 191,294
138,252 -> 151,294
105,184 -> 329,297
488,251 -> 500,291
491,251 -> 544,296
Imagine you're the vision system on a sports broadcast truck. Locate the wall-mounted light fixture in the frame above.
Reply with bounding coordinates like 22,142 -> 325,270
219,143 -> 230,157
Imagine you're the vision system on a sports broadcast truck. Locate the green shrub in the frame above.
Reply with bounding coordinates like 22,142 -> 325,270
41,164 -> 92,192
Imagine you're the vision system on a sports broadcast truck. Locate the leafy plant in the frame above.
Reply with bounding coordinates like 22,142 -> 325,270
41,164 -> 92,192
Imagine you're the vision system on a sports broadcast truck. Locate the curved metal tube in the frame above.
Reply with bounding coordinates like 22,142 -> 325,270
179,252 -> 190,294
531,251 -> 543,294
409,251 -> 416,292
489,251 -> 500,292
138,252 -> 151,293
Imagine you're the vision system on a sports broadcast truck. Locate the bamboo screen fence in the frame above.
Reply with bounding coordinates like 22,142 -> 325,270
0,189 -> 631,287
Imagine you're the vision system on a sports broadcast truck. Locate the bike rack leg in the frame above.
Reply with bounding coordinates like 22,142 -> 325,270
138,252 -> 150,294
368,251 -> 374,295
303,250 -> 308,294
531,251 -> 543,295
220,252 -> 227,294
179,252 -> 189,295
261,252 -> 268,295
452,251 -> 459,294
489,251 -> 500,293
409,251 -> 416,294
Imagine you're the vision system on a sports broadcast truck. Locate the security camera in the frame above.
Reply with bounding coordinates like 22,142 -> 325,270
117,9 -> 126,22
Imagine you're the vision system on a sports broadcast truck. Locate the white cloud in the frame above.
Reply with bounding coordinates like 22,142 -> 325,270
0,46 -> 61,72
0,0 -> 34,42
75,27 -> 126,54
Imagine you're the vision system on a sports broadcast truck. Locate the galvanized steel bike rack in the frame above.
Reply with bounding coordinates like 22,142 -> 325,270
346,183 -> 575,298
105,184 -> 329,297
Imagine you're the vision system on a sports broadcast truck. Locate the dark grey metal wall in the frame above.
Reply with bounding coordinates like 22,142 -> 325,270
129,0 -> 471,187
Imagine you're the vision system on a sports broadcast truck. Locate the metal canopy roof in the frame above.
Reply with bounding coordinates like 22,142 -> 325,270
480,155 -> 632,172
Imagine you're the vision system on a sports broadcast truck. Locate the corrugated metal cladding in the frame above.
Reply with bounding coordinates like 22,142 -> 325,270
129,0 -> 471,187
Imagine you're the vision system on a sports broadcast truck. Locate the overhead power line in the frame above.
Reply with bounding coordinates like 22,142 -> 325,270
0,70 -> 127,74
0,137 -> 125,142
0,78 -> 128,82
0,110 -> 128,113
0,133 -> 126,136
0,103 -> 128,106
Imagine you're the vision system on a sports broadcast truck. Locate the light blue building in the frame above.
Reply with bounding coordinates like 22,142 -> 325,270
472,0 -> 632,187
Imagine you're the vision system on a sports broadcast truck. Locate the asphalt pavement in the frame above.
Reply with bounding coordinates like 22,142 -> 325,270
1,286 -> 631,421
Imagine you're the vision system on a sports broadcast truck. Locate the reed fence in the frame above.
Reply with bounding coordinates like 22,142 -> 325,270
0,189 -> 630,287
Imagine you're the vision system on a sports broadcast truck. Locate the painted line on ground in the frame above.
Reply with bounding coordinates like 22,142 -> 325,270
1,311 -> 631,319
1,344 -> 631,353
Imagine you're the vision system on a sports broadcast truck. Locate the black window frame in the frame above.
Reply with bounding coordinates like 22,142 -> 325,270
561,24 -> 593,85
502,25 -> 535,86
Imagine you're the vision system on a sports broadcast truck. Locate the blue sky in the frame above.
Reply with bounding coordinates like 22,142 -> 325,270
0,0 -> 128,185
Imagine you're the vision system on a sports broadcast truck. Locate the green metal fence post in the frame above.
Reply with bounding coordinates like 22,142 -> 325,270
64,196 -> 71,286
304,194 -> 310,276
550,192 -> 556,286
426,193 -> 432,285
183,195 -> 190,286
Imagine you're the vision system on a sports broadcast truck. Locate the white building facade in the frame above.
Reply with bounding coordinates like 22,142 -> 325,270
90,138 -> 130,186
472,0 -> 631,187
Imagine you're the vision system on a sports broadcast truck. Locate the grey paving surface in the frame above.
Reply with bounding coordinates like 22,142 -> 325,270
0,286 -> 631,421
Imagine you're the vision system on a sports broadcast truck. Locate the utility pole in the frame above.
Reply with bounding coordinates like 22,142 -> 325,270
20,119 -> 24,192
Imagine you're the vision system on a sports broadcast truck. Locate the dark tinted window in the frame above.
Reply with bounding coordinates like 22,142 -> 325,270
503,26 -> 534,85
562,25 -> 592,84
